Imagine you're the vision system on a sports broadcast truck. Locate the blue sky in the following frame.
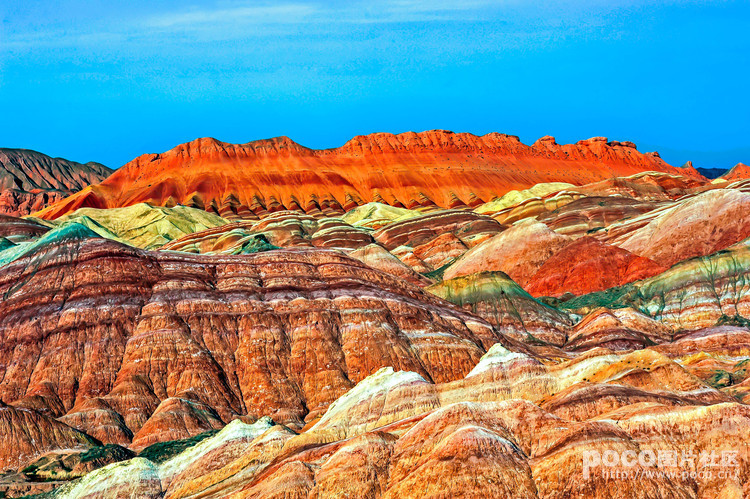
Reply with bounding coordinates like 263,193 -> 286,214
1,0 -> 748,169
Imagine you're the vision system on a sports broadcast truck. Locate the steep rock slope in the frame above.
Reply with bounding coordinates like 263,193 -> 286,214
0,148 -> 111,216
0,225 -> 507,453
613,189 -> 750,267
34,131 -> 699,220
427,271 -> 572,346
443,220 -> 572,285
0,403 -> 98,471
52,345 -> 748,498
719,163 -> 750,183
559,236 -> 750,330
524,237 -> 667,297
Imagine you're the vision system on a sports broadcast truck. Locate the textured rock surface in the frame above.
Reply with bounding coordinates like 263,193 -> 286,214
524,237 -> 667,297
536,195 -> 664,237
473,182 -> 574,215
0,148 -> 111,216
161,211 -> 374,254
44,203 -> 229,249
612,189 -> 750,267
572,171 -> 706,200
50,345 -> 748,498
0,403 -> 97,471
720,163 -> 750,183
0,214 -> 49,243
341,202 -> 420,229
559,236 -> 750,330
372,209 -> 505,274
0,227 -> 503,454
349,243 -> 432,287
443,220 -> 572,285
5,158 -> 750,498
427,271 -> 572,346
34,131 -> 697,220
566,307 -> 673,351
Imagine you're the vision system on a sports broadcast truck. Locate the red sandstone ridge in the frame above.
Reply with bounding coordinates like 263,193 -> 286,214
34,131 -> 704,220
720,163 -> 750,183
0,148 -> 111,216
524,237 -> 667,297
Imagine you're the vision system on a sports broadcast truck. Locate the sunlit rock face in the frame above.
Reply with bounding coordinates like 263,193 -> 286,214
571,171 -> 707,200
719,163 -> 750,183
161,210 -> 375,254
6,155 -> 750,499
34,131 -> 693,220
565,307 -> 673,351
0,403 -> 98,471
47,347 -> 748,499
536,195 -> 664,237
42,203 -> 230,250
523,237 -> 667,298
443,220 -> 573,285
371,209 -> 506,274
427,271 -> 572,346
559,236 -> 750,330
0,148 -> 111,216
610,189 -> 750,267
0,225 -> 507,464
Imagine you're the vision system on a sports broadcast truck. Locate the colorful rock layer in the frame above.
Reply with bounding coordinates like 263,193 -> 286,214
34,131 -> 701,220
0,136 -> 748,498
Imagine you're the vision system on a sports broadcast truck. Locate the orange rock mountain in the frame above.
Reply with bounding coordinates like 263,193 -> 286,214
721,162 -> 750,183
35,131 -> 703,220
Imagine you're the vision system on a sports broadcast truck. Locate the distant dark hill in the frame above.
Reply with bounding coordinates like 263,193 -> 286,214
696,167 -> 728,179
0,148 -> 111,216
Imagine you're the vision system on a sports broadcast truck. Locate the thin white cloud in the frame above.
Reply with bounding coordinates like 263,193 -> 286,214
383,0 -> 503,14
144,3 -> 318,29
2,0 -> 662,50
4,0 -> 499,48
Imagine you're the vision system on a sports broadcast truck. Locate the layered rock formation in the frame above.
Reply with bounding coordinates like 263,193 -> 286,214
0,148 -> 111,216
443,220 -> 573,285
610,189 -> 750,267
160,211 -> 373,254
473,182 -> 574,215
559,236 -> 750,330
720,163 -> 750,183
0,214 -> 49,243
0,225 -> 509,468
524,237 -> 667,297
34,131 -> 699,220
572,171 -> 706,200
0,403 -> 98,471
427,271 -> 572,346
40,203 -> 229,249
372,209 -> 505,275
3,140 -> 750,498
536,196 -> 664,237
44,345 -> 748,498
